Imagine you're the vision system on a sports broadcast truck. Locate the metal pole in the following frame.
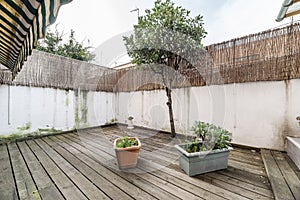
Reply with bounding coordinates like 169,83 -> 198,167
130,8 -> 139,19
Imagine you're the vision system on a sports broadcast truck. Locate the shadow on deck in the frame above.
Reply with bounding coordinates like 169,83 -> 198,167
1,124 -> 297,200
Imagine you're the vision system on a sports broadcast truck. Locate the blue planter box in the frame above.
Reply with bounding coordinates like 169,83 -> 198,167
175,144 -> 232,176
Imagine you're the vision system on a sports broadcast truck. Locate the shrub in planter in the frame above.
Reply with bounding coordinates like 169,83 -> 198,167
114,136 -> 141,169
175,121 -> 232,176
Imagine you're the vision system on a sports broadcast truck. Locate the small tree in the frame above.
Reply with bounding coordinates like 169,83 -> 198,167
37,28 -> 95,62
124,0 -> 207,137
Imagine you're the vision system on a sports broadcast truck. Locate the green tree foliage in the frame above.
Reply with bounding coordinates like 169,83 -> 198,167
37,28 -> 95,62
124,0 -> 207,137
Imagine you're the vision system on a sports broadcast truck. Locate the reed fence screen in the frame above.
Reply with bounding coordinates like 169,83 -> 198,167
1,23 -> 300,92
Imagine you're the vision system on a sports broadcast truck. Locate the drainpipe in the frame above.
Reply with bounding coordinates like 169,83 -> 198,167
8,84 -> 10,125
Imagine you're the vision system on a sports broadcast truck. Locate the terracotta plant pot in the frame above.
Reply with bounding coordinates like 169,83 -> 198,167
114,137 -> 141,169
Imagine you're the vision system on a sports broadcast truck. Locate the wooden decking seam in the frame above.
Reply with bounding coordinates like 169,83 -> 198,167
6,144 -> 19,200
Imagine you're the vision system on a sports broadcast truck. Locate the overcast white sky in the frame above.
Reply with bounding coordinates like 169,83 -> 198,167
52,0 -> 299,66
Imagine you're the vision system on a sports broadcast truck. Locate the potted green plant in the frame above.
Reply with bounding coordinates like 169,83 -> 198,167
114,136 -> 141,169
175,121 -> 232,176
127,116 -> 134,129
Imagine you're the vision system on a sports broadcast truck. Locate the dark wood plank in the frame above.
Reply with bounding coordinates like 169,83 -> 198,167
205,172 -> 273,199
35,138 -> 111,200
228,159 -> 266,176
229,150 -> 263,166
138,141 -> 272,199
81,128 -> 259,199
231,149 -> 263,161
0,144 -> 18,200
198,174 -> 272,200
0,125 -> 282,200
272,151 -> 300,200
51,135 -> 157,200
261,149 -> 294,200
218,167 -> 271,190
60,133 -> 180,200
17,141 -> 64,200
26,140 -> 88,200
166,163 -> 251,200
66,132 -> 240,200
8,143 -> 41,200
80,130 -> 178,166
135,172 -> 202,200
149,170 -> 225,200
43,136 -> 132,200
69,133 -> 250,200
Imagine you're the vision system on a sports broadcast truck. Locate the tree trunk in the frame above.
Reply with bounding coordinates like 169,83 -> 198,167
165,87 -> 176,137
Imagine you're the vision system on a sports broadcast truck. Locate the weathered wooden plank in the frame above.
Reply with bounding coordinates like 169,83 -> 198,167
166,163 -> 249,200
206,172 -> 274,198
150,170 -> 224,200
261,149 -> 294,200
1,126 -> 283,200
88,130 -> 179,159
26,140 -> 87,200
68,130 -> 176,174
228,159 -> 266,176
69,129 -> 276,200
67,127 -> 274,199
272,151 -> 300,200
43,137 -> 132,200
51,135 -> 157,200
198,175 -> 272,200
137,172 -> 203,199
8,143 -> 41,200
101,127 -> 273,199
229,150 -> 263,166
218,167 -> 271,190
35,138 -> 111,200
66,132 -> 236,200
80,130 -> 178,165
72,132 -> 249,200
60,134 -> 180,200
0,144 -> 18,200
138,142 -> 270,199
72,131 -> 177,170
17,141 -> 64,200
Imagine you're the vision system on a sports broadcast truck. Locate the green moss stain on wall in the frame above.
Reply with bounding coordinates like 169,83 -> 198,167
81,91 -> 88,124
65,92 -> 69,106
74,89 -> 88,129
74,89 -> 80,128
65,90 -> 69,128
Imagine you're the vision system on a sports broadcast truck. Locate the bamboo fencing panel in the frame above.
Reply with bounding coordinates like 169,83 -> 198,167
1,23 -> 300,92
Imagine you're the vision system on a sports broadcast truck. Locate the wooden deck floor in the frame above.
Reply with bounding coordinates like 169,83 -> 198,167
0,125 -> 276,200
261,149 -> 300,200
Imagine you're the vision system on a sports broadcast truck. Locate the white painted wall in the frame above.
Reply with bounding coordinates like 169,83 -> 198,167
0,85 -> 114,135
116,80 -> 300,150
1,79 -> 300,150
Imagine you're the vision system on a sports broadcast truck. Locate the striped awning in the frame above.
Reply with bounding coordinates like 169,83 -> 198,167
0,0 -> 72,79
